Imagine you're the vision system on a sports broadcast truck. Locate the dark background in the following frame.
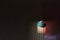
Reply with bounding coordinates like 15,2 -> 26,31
0,0 -> 60,40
